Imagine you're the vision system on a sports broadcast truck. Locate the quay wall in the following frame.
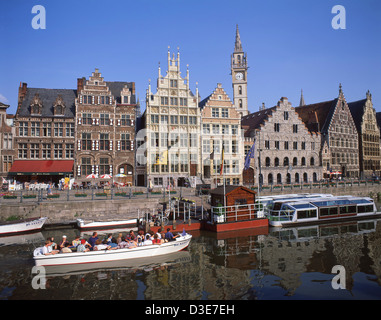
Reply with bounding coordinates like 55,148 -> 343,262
1,184 -> 381,225
0,198 -> 161,225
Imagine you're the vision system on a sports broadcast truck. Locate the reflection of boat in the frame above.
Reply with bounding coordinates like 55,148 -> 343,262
0,232 -> 44,246
76,218 -> 137,230
270,219 -> 379,242
34,233 -> 192,267
268,195 -> 381,227
42,250 -> 191,276
0,217 -> 47,236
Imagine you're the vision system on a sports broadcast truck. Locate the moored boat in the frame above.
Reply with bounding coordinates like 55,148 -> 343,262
76,218 -> 137,230
33,233 -> 192,267
0,217 -> 47,236
267,195 -> 381,227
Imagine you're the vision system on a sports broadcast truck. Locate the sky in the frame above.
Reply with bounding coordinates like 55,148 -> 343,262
0,0 -> 380,115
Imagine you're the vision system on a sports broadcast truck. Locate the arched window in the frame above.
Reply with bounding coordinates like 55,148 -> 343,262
286,173 -> 291,184
268,173 -> 273,185
295,173 -> 299,183
274,157 -> 279,167
301,157 -> 306,166
293,157 -> 298,166
277,173 -> 282,184
238,86 -> 242,95
313,172 -> 317,182
310,157 -> 315,166
283,157 -> 289,167
303,173 -> 308,183
239,99 -> 243,108
265,157 -> 271,167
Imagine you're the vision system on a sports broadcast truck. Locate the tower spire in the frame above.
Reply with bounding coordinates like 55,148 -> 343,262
299,89 -> 306,106
235,24 -> 243,52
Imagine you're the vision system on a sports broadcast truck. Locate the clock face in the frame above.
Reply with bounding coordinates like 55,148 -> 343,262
235,72 -> 243,80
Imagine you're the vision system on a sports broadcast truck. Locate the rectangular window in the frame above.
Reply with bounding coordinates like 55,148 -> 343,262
19,122 -> 28,136
180,98 -> 188,106
161,115 -> 168,124
151,114 -> 159,124
65,144 -> 74,158
81,157 -> 92,176
99,157 -> 110,175
82,133 -> 92,150
203,124 -> 210,134
100,133 -> 110,150
161,97 -> 169,105
66,123 -> 75,137
42,122 -> 51,136
222,125 -> 229,134
212,124 -> 220,135
30,143 -> 39,159
170,80 -> 178,88
121,114 -> 131,126
42,143 -> 51,159
170,153 -> 179,172
203,139 -> 210,153
170,115 -> 178,124
189,133 -> 197,148
275,141 -> 280,150
274,123 -> 280,132
180,133 -> 188,147
3,133 -> 12,150
189,116 -> 197,125
212,108 -> 219,118
100,114 -> 110,125
82,113 -> 92,125
121,133 -> 131,151
180,116 -> 188,125
293,124 -> 298,133
31,122 -> 40,137
265,140 -> 270,149
231,125 -> 238,135
293,141 -> 298,150
54,143 -> 63,159
221,108 -> 229,118
54,123 -> 63,137
18,143 -> 28,159
151,132 -> 159,148
180,154 -> 188,172
284,141 -> 289,150
170,97 -> 178,106
232,140 -> 238,154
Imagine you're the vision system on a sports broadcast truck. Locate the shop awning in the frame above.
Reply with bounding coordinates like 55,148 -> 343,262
8,160 -> 74,176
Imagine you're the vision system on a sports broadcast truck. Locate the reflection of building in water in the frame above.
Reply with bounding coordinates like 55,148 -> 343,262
263,221 -> 379,294
365,222 -> 381,286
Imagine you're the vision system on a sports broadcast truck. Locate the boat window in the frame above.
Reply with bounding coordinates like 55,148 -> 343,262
273,203 -> 283,210
292,203 -> 315,209
357,205 -> 374,213
297,209 -> 317,220
319,207 -> 338,216
339,205 -> 357,215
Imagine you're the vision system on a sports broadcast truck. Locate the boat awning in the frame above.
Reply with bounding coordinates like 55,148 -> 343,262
8,160 -> 74,176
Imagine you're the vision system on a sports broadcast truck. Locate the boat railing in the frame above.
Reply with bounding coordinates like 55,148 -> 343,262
211,203 -> 263,223
267,209 -> 295,222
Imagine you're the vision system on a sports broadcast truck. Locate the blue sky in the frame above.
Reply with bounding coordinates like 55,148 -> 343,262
0,0 -> 380,115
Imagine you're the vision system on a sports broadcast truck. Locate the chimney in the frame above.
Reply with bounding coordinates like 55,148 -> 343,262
18,82 -> 28,106
77,77 -> 85,93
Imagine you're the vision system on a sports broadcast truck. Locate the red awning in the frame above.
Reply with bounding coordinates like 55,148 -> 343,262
9,160 -> 74,175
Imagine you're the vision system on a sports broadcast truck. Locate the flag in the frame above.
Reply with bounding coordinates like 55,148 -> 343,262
244,141 -> 255,170
156,150 -> 168,165
220,145 -> 225,175
210,147 -> 215,175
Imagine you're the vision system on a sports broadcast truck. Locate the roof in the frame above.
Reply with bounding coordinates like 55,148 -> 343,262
347,99 -> 367,133
210,185 -> 256,196
294,99 -> 338,133
241,106 -> 277,136
17,88 -> 77,118
9,160 -> 74,175
105,81 -> 137,104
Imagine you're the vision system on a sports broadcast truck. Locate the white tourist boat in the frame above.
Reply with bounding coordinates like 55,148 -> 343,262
76,218 -> 137,230
0,217 -> 47,236
33,233 -> 192,267
267,195 -> 381,227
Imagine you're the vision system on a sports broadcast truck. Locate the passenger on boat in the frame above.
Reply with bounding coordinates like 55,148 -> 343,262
61,242 -> 72,253
94,239 -> 110,251
108,238 -> 118,249
144,234 -> 153,245
77,239 -> 89,252
105,233 -> 113,245
156,228 -> 162,239
59,235 -> 70,249
116,233 -> 123,244
88,232 -> 98,250
152,234 -> 162,245
117,236 -> 129,249
71,235 -> 81,248
127,230 -> 135,240
165,228 -> 174,241
47,237 -> 58,250
42,240 -> 59,255
126,238 -> 137,249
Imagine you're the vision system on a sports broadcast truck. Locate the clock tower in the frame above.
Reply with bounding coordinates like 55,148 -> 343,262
231,25 -> 249,116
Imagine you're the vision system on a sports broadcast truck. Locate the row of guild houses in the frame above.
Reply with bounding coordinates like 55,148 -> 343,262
0,26 -> 380,188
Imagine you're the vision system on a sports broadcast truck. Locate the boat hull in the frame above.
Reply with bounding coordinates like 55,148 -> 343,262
0,217 -> 47,236
76,218 -> 137,230
34,234 -> 192,267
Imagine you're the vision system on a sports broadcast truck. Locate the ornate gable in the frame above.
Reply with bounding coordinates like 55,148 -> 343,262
30,93 -> 43,115
53,95 -> 66,116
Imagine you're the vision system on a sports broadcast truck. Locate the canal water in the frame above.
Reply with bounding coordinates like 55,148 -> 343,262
1,218 -> 381,300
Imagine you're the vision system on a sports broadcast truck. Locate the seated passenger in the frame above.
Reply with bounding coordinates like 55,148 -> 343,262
165,228 -> 174,241
42,240 -> 59,255
108,237 -> 118,249
144,234 -> 153,245
77,239 -> 89,252
117,236 -> 129,249
61,242 -> 72,253
126,239 -> 137,249
94,239 -> 110,251
71,235 -> 81,248
152,234 -> 161,245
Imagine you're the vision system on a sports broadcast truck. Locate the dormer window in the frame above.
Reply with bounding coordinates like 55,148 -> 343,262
53,95 -> 66,116
30,93 -> 43,115
123,96 -> 129,104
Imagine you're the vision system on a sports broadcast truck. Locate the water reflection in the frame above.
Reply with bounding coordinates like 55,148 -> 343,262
1,219 -> 381,299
